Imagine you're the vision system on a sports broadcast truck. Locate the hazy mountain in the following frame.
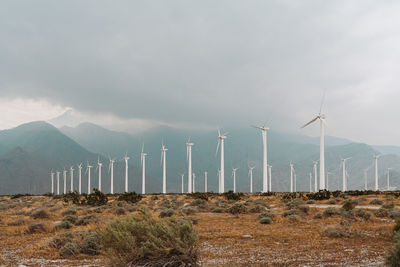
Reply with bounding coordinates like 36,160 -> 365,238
373,145 -> 400,156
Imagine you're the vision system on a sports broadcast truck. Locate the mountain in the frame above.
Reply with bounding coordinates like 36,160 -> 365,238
373,145 -> 400,156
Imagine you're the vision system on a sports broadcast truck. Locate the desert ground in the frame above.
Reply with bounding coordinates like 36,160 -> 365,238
0,191 -> 398,266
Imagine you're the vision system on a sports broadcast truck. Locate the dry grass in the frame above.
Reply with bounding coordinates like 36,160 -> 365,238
0,193 -> 397,266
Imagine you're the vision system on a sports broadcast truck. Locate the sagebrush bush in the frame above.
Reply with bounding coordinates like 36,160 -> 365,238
98,213 -> 198,266
30,208 -> 50,219
114,207 -> 126,215
223,190 -> 243,201
55,220 -> 73,230
190,192 -> 209,201
62,208 -> 77,216
370,199 -> 384,205
325,199 -> 337,205
353,209 -> 371,221
76,214 -> 99,226
386,232 -> 400,266
374,208 -> 389,218
322,225 -> 351,238
63,215 -> 78,224
390,209 -> 400,219
341,200 -> 356,211
159,209 -> 174,218
60,242 -> 78,258
27,222 -> 46,233
259,217 -> 272,224
394,219 -> 400,233
227,202 -> 247,215
117,191 -> 143,203
82,189 -> 108,206
80,232 -> 100,255
323,207 -> 341,217
49,231 -> 75,249
306,190 -> 331,200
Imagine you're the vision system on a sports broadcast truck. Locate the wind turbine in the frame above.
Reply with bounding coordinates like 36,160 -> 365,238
50,170 -> 55,194
268,165 -> 272,192
70,166 -> 74,192
180,173 -> 185,194
341,158 -> 351,192
186,137 -> 194,193
109,158 -> 115,194
374,155 -> 380,191
78,163 -> 82,194
290,163 -> 294,193
313,160 -> 318,192
216,129 -> 228,193
140,144 -> 147,195
326,172 -> 331,191
248,165 -> 255,193
218,169 -> 221,192
387,168 -> 392,191
96,158 -> 102,192
204,172 -> 208,193
56,171 -> 60,195
63,168 -> 67,194
309,173 -> 312,192
232,168 -> 239,193
161,142 -> 168,194
123,153 -> 130,193
86,162 -> 93,194
193,173 -> 196,193
252,125 -> 269,193
302,97 -> 327,190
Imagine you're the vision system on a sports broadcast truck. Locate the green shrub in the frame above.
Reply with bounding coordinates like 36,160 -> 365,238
353,209 -> 371,221
63,191 -> 80,205
258,211 -> 275,219
386,232 -> 400,266
223,190 -> 243,201
282,209 -> 303,217
190,192 -> 209,201
27,222 -> 46,233
159,209 -> 174,218
394,219 -> 400,233
80,232 -> 100,255
62,208 -> 77,216
383,202 -> 395,210
117,191 -> 143,204
49,231 -> 75,249
370,199 -> 384,205
30,208 -> 50,219
60,242 -> 78,258
285,199 -> 304,210
323,208 -> 341,217
182,207 -> 197,215
374,208 -> 390,218
114,207 -> 126,215
211,207 -> 225,213
325,199 -> 337,205
76,214 -> 99,226
55,221 -> 73,230
98,214 -> 198,266
259,217 -> 272,224
227,202 -> 247,215
63,215 -> 78,224
322,225 -> 351,238
82,189 -> 108,206
189,199 -> 207,207
248,205 -> 265,213
342,200 -> 356,211
390,209 -> 400,219
184,216 -> 200,225
306,190 -> 331,200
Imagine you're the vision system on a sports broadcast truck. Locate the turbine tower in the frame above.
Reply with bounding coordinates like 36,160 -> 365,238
70,166 -> 74,192
302,100 -> 327,190
216,129 -> 228,193
290,163 -> 294,193
109,159 -> 115,194
123,153 -> 130,193
63,168 -> 67,194
51,170 -> 54,194
252,125 -> 269,192
387,168 -> 392,191
204,172 -> 208,193
86,162 -> 93,194
141,144 -> 147,194
248,165 -> 255,193
232,168 -> 239,193
96,158 -> 102,192
186,137 -> 194,194
341,158 -> 351,192
268,165 -> 272,192
374,155 -> 380,191
56,171 -> 60,195
78,163 -> 82,194
193,173 -> 196,193
313,161 -> 318,192
180,173 -> 185,194
161,142 -> 168,194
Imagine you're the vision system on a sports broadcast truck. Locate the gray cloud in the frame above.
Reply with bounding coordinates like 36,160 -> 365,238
1,1 -> 400,144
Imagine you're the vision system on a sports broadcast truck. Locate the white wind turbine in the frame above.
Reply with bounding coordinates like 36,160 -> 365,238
341,158 -> 351,192
268,165 -> 272,192
96,158 -> 102,192
86,162 -> 93,194
78,163 -> 82,194
204,172 -> 208,193
193,173 -> 196,193
63,168 -> 67,194
218,169 -> 221,192
70,166 -> 74,192
161,142 -> 168,194
50,170 -> 55,194
232,168 -> 239,193
326,172 -> 331,191
248,165 -> 255,193
374,155 -> 380,191
387,168 -> 392,191
309,173 -> 313,192
290,163 -> 294,193
108,158 -> 115,194
141,144 -> 147,195
123,153 -> 130,193
252,125 -> 269,193
313,161 -> 318,192
302,98 -> 327,190
186,137 -> 194,194
56,171 -> 60,195
180,173 -> 185,194
216,129 -> 228,193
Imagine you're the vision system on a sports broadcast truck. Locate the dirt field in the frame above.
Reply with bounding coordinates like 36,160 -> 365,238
0,192 -> 397,266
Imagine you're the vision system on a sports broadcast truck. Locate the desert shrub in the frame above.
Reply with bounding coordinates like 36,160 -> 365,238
323,208 -> 341,217
353,209 -> 371,221
114,207 -> 126,215
259,217 -> 272,224
55,220 -> 73,230
331,191 -> 342,198
160,199 -> 171,209
386,232 -> 400,266
62,208 -> 77,216
49,231 -> 75,249
211,207 -> 225,213
27,222 -> 46,233
326,199 -> 337,205
30,208 -> 50,219
223,190 -> 243,201
63,215 -> 78,224
384,203 -> 395,210
394,219 -> 400,233
306,190 -> 331,200
342,200 -> 356,211
258,211 -> 275,219
370,199 -> 384,205
7,216 -> 26,226
98,214 -> 198,266
80,232 -> 100,255
322,225 -> 351,238
390,209 -> 400,219
117,191 -> 143,204
253,199 -> 267,206
248,205 -> 265,213
76,214 -> 99,226
191,192 -> 209,201
314,213 -> 323,219
283,209 -> 303,217
184,216 -> 200,225
375,208 -> 390,218
60,242 -> 79,258
182,207 -> 197,215
286,199 -> 304,210
288,215 -> 300,222
189,199 -> 207,208
82,189 -> 108,206
227,202 -> 247,215
298,205 -> 310,214
159,209 -> 175,218
63,191 -> 80,205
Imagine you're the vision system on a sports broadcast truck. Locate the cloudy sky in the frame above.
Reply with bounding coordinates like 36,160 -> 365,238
1,1 -> 400,145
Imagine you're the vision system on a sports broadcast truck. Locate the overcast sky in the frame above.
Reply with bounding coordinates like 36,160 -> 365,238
1,1 -> 400,145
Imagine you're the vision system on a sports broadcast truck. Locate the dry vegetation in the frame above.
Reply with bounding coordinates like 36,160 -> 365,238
0,191 -> 399,266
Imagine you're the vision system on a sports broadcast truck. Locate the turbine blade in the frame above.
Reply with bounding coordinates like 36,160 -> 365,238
215,140 -> 220,157
301,116 -> 319,128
